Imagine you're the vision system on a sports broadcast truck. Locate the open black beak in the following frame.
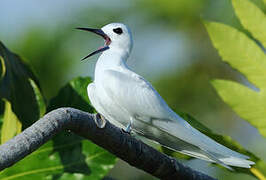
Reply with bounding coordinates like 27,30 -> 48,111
76,27 -> 111,60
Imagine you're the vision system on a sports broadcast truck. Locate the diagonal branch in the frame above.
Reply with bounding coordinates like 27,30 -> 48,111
0,107 -> 216,180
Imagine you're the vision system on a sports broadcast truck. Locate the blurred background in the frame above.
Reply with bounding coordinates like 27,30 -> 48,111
1,0 -> 266,179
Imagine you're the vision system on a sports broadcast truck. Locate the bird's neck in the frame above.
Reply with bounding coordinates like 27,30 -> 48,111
94,48 -> 129,81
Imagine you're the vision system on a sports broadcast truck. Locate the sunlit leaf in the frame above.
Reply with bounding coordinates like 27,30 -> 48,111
205,22 -> 266,89
204,1 -> 266,178
205,21 -> 266,138
29,79 -> 46,117
0,41 -> 44,128
0,99 -> 22,144
232,0 -> 266,48
0,56 -> 6,82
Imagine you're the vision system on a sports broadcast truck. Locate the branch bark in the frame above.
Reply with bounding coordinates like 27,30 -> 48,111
0,107 -> 216,180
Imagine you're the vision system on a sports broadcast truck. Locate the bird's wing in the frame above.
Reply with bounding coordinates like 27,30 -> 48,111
102,69 -> 254,168
102,69 -> 177,120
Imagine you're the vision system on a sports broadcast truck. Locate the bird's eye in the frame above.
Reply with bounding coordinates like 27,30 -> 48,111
113,27 -> 123,35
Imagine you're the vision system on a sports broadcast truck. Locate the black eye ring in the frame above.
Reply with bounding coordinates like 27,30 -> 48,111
113,27 -> 123,35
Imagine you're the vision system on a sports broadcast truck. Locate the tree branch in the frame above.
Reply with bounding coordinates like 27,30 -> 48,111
0,108 -> 216,180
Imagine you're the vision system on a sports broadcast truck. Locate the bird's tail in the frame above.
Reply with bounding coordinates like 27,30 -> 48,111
146,115 -> 255,169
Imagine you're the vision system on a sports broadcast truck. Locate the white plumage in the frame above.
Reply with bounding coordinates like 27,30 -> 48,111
83,23 -> 254,169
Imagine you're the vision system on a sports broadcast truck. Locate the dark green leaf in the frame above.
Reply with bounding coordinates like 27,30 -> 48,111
0,77 -> 116,179
48,77 -> 116,179
48,76 -> 94,113
0,41 -> 44,128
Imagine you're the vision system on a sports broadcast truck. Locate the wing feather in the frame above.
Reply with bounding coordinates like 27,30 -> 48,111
101,69 -> 254,168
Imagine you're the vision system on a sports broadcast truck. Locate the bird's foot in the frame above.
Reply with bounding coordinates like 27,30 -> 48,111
122,118 -> 133,134
94,113 -> 107,128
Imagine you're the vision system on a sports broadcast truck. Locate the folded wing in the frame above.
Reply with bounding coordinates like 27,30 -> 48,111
102,69 -> 254,168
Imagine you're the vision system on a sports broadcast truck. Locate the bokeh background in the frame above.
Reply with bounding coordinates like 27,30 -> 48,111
1,0 -> 266,179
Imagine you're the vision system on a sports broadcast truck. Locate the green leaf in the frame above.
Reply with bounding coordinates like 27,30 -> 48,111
29,79 -> 46,117
1,99 -> 22,144
204,21 -> 266,138
48,77 -> 116,179
0,77 -> 116,179
204,21 -> 266,89
232,0 -> 266,48
0,132 -> 116,180
48,77 -> 94,113
204,2 -> 266,178
0,56 -> 6,82
212,80 -> 265,130
0,41 -> 44,128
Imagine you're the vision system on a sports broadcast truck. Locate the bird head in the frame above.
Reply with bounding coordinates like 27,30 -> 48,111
77,23 -> 133,60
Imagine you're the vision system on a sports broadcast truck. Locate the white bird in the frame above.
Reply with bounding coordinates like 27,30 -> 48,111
77,23 -> 254,169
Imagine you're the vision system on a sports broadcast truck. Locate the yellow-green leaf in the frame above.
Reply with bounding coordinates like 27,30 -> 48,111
205,2 -> 266,177
205,21 -> 266,89
232,0 -> 266,48
205,20 -> 266,138
29,79 -> 46,117
212,80 -> 265,132
1,99 -> 22,144
0,41 -> 44,128
0,56 -> 6,81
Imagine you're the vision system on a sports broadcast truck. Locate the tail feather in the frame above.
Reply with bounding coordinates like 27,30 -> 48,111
148,116 -> 255,169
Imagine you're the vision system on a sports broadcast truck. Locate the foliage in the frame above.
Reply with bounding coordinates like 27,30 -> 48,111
204,0 -> 266,179
0,135 -> 116,180
0,42 -> 43,129
48,77 -> 116,179
205,0 -> 266,138
0,43 -> 116,179
1,99 -> 21,144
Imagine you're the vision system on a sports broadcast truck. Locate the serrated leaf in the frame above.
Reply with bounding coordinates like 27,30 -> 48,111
204,2 -> 266,178
204,21 -> 266,89
212,80 -> 266,132
204,21 -> 266,139
0,41 -> 44,128
1,99 -> 22,144
232,0 -> 266,48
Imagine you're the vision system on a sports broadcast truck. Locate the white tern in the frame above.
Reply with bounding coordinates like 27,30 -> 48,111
77,23 -> 254,169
